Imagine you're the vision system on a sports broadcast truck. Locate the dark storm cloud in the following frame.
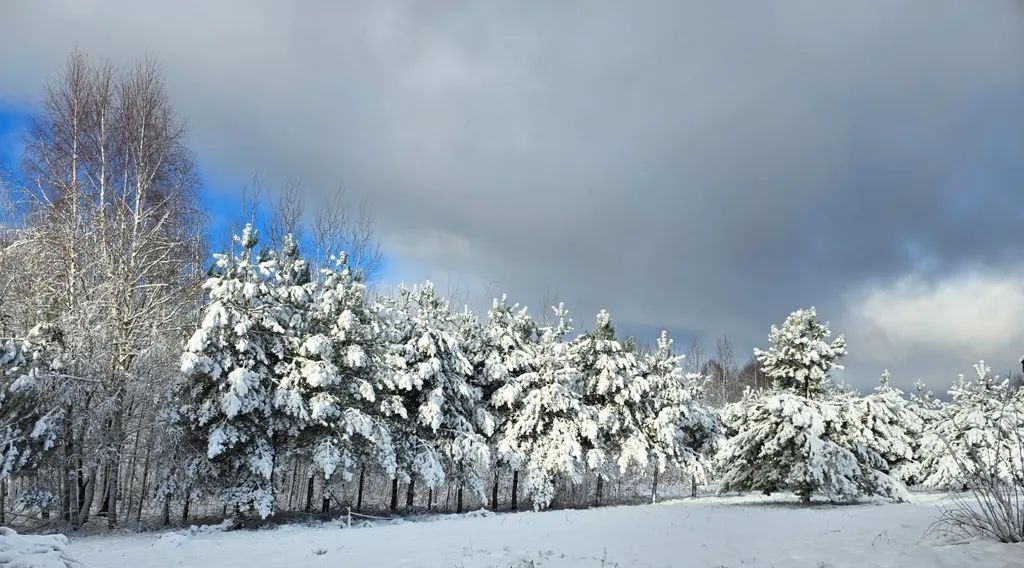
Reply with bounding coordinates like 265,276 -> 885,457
2,1 -> 1023,390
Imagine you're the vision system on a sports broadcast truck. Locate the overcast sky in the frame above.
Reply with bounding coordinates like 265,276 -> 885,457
2,1 -> 1023,392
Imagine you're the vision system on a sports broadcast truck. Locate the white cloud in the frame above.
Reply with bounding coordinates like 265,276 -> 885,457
841,265 -> 1024,389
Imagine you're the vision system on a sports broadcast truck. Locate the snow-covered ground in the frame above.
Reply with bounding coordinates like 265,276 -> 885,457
68,494 -> 1023,567
0,527 -> 83,568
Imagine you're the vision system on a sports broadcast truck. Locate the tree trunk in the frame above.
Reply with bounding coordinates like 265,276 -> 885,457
320,473 -> 330,514
75,420 -> 89,524
491,470 -> 499,511
161,496 -> 170,526
798,488 -> 812,503
76,458 -> 86,520
98,464 -> 109,516
691,476 -> 698,498
136,437 -> 153,523
79,468 -> 95,525
456,486 -> 464,514
427,488 -> 433,511
389,478 -> 399,511
0,480 -> 6,525
651,469 -> 659,504
406,476 -> 415,508
287,460 -> 299,510
595,476 -> 603,507
356,465 -> 365,512
61,411 -> 74,523
305,475 -> 314,512
511,470 -> 519,511
123,413 -> 144,522
181,494 -> 190,525
107,386 -> 126,529
106,460 -> 118,528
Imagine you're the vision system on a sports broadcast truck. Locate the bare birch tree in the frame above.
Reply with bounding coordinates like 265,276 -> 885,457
5,51 -> 204,528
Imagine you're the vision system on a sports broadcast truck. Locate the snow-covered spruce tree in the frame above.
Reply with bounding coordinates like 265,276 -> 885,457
473,295 -> 537,510
718,308 -> 905,503
496,304 -> 597,510
844,371 -> 923,484
753,307 -> 847,398
638,331 -> 723,502
917,361 -> 1024,490
381,282 -> 489,512
178,226 -> 286,518
572,310 -> 646,505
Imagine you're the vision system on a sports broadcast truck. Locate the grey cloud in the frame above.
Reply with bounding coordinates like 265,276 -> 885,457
2,0 -> 1023,391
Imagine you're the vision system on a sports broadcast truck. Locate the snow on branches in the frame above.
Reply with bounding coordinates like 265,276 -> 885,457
0,325 -> 67,479
719,308 -> 906,503
718,390 -> 906,503
496,304 -> 594,510
754,307 -> 846,398
917,361 -> 1024,490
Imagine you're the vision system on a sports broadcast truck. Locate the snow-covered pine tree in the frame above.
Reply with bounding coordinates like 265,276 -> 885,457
178,225 -> 286,518
908,380 -> 946,430
637,331 -> 723,502
372,291 -> 425,510
446,305 -> 496,509
0,325 -> 65,479
718,389 -> 906,503
572,310 -> 646,504
753,307 -> 847,398
275,245 -> 398,512
917,361 -> 1024,489
496,304 -> 597,510
904,380 -> 945,486
718,308 -> 905,503
475,295 -> 536,510
844,371 -> 923,484
381,282 -> 489,512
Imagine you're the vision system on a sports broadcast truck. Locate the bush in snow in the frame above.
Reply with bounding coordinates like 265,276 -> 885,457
928,364 -> 1024,543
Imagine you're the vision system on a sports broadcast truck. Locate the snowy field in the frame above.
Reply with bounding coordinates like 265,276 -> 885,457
66,494 -> 1022,568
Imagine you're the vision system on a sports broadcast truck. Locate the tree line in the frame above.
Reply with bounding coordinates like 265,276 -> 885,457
1,53 -> 1021,532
